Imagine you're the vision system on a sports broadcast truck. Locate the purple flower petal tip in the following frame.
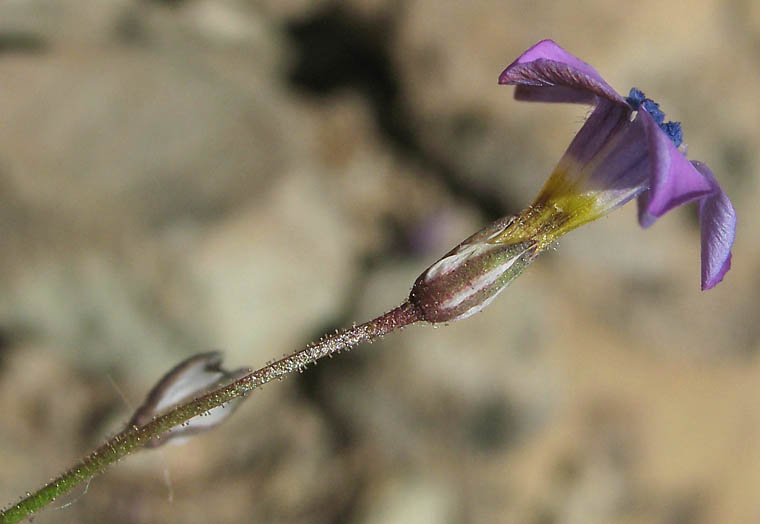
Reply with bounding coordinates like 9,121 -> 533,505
498,39 -> 623,105
692,161 -> 736,290
702,254 -> 731,291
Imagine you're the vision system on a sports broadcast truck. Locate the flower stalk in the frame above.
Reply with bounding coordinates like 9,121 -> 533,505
0,302 -> 421,524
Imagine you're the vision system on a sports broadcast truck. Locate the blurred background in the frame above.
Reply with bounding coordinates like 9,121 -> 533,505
0,1 -> 758,523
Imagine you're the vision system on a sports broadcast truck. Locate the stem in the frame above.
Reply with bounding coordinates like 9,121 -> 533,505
1,301 -> 421,524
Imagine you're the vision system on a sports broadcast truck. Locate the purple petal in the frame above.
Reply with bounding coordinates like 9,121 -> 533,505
640,109 -> 713,218
692,161 -> 736,290
636,190 -> 657,228
561,99 -> 632,166
499,39 -> 625,106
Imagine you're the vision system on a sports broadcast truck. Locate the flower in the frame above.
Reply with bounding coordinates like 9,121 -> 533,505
497,39 -> 736,290
409,40 -> 736,324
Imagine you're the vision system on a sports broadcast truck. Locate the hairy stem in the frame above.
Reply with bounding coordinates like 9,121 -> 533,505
1,301 -> 421,524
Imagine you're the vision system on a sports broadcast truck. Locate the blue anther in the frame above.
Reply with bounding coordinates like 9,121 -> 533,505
626,88 -> 646,110
641,99 -> 665,125
661,121 -> 683,148
627,87 -> 684,148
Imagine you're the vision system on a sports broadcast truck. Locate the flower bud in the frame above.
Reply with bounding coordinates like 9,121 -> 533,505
128,352 -> 249,447
409,216 -> 539,323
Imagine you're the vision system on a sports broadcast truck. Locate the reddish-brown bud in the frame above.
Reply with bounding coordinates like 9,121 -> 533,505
409,216 -> 538,323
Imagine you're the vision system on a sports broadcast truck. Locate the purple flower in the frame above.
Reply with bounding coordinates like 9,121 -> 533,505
498,39 -> 736,290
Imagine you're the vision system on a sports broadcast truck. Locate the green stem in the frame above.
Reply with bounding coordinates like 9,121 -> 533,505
1,301 -> 421,524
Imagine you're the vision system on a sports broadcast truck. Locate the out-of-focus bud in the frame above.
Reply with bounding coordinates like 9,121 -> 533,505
409,216 -> 539,323
128,352 -> 249,447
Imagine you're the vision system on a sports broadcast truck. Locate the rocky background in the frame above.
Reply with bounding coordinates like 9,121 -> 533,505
0,1 -> 758,523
